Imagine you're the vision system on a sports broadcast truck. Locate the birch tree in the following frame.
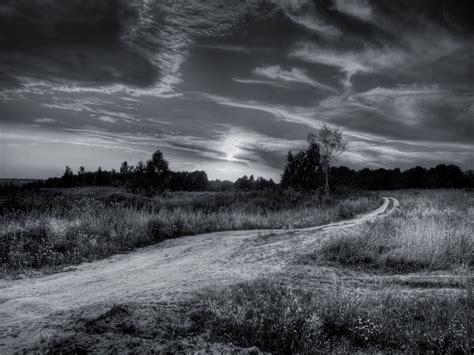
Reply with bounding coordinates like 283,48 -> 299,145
318,124 -> 347,194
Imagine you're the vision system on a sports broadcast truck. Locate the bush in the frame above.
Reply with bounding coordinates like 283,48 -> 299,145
3,222 -> 54,268
191,280 -> 321,354
146,215 -> 185,241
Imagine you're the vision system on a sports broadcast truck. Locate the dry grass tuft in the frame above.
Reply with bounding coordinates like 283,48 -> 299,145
316,190 -> 473,272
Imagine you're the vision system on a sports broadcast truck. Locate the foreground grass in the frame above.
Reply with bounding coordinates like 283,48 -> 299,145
0,188 -> 379,270
191,279 -> 472,354
39,278 -> 472,354
188,190 -> 473,353
311,190 -> 473,272
30,189 -> 473,353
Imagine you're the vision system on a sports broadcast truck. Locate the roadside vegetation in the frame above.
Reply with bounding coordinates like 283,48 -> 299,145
189,189 -> 473,353
34,189 -> 473,354
0,188 -> 379,270
311,190 -> 473,272
187,189 -> 473,353
192,279 -> 471,354
39,277 -> 472,354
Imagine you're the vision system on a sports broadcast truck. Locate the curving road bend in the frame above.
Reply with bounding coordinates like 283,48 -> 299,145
0,196 -> 398,352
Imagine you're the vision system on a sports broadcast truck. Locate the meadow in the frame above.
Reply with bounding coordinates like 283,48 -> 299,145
0,186 -> 379,270
35,189 -> 473,354
312,189 -> 473,272
191,189 -> 473,353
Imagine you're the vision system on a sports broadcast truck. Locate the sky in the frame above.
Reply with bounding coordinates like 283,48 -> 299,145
0,0 -> 473,181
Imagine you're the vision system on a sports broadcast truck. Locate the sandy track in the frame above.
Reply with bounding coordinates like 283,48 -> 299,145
0,197 -> 397,352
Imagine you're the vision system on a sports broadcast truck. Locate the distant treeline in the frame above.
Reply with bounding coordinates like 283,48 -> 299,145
22,150 -> 276,193
329,165 -> 473,190
25,169 -> 278,192
279,131 -> 473,191
18,149 -> 474,193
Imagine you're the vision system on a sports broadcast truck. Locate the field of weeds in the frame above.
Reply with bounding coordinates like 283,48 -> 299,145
191,279 -> 471,354
192,189 -> 473,353
315,189 -> 473,272
0,187 -> 379,270
34,189 -> 473,354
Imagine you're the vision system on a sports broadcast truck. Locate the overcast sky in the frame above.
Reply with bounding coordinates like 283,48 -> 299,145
1,0 -> 473,180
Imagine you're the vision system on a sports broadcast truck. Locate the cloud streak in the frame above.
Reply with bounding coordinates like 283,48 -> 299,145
333,0 -> 373,21
253,65 -> 338,93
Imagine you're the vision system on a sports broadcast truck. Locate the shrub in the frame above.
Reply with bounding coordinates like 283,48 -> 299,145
4,222 -> 54,268
146,218 -> 172,242
146,216 -> 184,241
191,280 -> 321,354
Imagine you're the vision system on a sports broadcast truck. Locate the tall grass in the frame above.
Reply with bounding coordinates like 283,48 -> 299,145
316,190 -> 473,272
192,279 -> 472,353
0,189 -> 380,269
40,279 -> 472,354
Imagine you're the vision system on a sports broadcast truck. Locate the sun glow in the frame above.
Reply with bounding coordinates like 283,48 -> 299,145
221,133 -> 246,162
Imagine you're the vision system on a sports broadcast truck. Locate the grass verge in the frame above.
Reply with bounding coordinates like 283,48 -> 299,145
306,190 -> 473,273
191,279 -> 472,354
38,278 -> 473,354
0,189 -> 380,270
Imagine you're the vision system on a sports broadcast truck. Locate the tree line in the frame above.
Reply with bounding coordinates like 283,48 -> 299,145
280,125 -> 473,191
27,150 -> 276,193
328,164 -> 471,190
25,125 -> 473,193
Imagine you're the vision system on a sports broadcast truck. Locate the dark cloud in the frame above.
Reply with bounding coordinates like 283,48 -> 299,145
0,0 -> 159,89
0,0 -> 129,43
372,0 -> 474,33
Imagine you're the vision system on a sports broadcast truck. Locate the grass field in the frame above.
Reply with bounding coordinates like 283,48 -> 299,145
0,187 -> 379,270
311,189 -> 473,272
33,189 -> 473,353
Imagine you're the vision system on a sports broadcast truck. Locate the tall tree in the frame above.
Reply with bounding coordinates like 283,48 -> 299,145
316,124 -> 347,194
145,150 -> 171,191
119,161 -> 132,180
77,166 -> 86,186
150,150 -> 170,177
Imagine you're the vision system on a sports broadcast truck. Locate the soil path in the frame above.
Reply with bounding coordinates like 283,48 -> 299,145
0,197 -> 398,353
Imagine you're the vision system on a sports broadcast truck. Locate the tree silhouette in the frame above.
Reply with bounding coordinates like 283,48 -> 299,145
119,161 -> 132,181
281,135 -> 322,191
28,147 -> 473,192
77,166 -> 86,186
316,124 -> 347,194
61,166 -> 74,188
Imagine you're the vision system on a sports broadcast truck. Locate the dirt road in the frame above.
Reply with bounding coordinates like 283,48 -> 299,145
0,197 -> 398,353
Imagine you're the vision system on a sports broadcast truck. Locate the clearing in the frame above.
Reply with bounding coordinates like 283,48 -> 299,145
0,197 -> 396,352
